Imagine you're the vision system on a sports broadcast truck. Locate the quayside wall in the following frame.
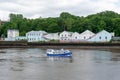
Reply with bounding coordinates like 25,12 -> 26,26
0,41 -> 120,49
0,41 -> 27,48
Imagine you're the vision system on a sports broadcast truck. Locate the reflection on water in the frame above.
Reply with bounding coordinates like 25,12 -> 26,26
76,50 -> 112,62
47,56 -> 73,63
0,48 -> 120,80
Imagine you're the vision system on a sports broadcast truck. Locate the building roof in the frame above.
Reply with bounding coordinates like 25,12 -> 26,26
27,30 -> 47,34
61,31 -> 73,35
80,30 -> 95,35
8,29 -> 19,31
43,33 -> 59,39
95,30 -> 109,35
72,32 -> 80,36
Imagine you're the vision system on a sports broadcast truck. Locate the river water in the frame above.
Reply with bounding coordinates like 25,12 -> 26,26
0,48 -> 120,80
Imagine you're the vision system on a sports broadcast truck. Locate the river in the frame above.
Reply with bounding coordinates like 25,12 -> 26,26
0,48 -> 120,80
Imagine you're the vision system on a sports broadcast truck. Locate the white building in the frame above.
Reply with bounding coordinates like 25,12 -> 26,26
87,30 -> 112,42
5,29 -> 19,41
43,33 -> 59,41
26,30 -> 47,42
59,31 -> 73,42
79,30 -> 95,40
71,32 -> 81,42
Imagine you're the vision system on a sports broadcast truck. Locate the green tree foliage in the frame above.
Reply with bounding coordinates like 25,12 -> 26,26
112,18 -> 120,36
0,10 -> 120,37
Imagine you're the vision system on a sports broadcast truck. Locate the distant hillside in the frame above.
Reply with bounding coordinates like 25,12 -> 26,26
0,10 -> 120,37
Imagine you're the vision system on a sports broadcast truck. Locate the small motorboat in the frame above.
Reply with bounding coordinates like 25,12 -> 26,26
46,49 -> 72,57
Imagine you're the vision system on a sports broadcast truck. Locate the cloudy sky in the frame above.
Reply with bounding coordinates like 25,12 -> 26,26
0,0 -> 120,20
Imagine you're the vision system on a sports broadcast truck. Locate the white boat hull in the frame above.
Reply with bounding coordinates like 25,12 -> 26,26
46,49 -> 72,57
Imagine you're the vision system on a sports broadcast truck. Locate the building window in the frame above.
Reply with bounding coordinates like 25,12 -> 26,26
84,36 -> 86,39
75,37 -> 77,39
112,36 -> 113,38
105,36 -> 107,39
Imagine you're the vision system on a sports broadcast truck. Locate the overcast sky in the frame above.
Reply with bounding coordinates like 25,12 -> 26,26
0,0 -> 120,20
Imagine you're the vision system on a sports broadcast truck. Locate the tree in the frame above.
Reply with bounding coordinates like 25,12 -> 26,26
0,11 -> 120,37
113,18 -> 120,36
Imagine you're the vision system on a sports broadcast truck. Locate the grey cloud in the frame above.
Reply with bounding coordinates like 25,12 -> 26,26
0,0 -> 120,20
